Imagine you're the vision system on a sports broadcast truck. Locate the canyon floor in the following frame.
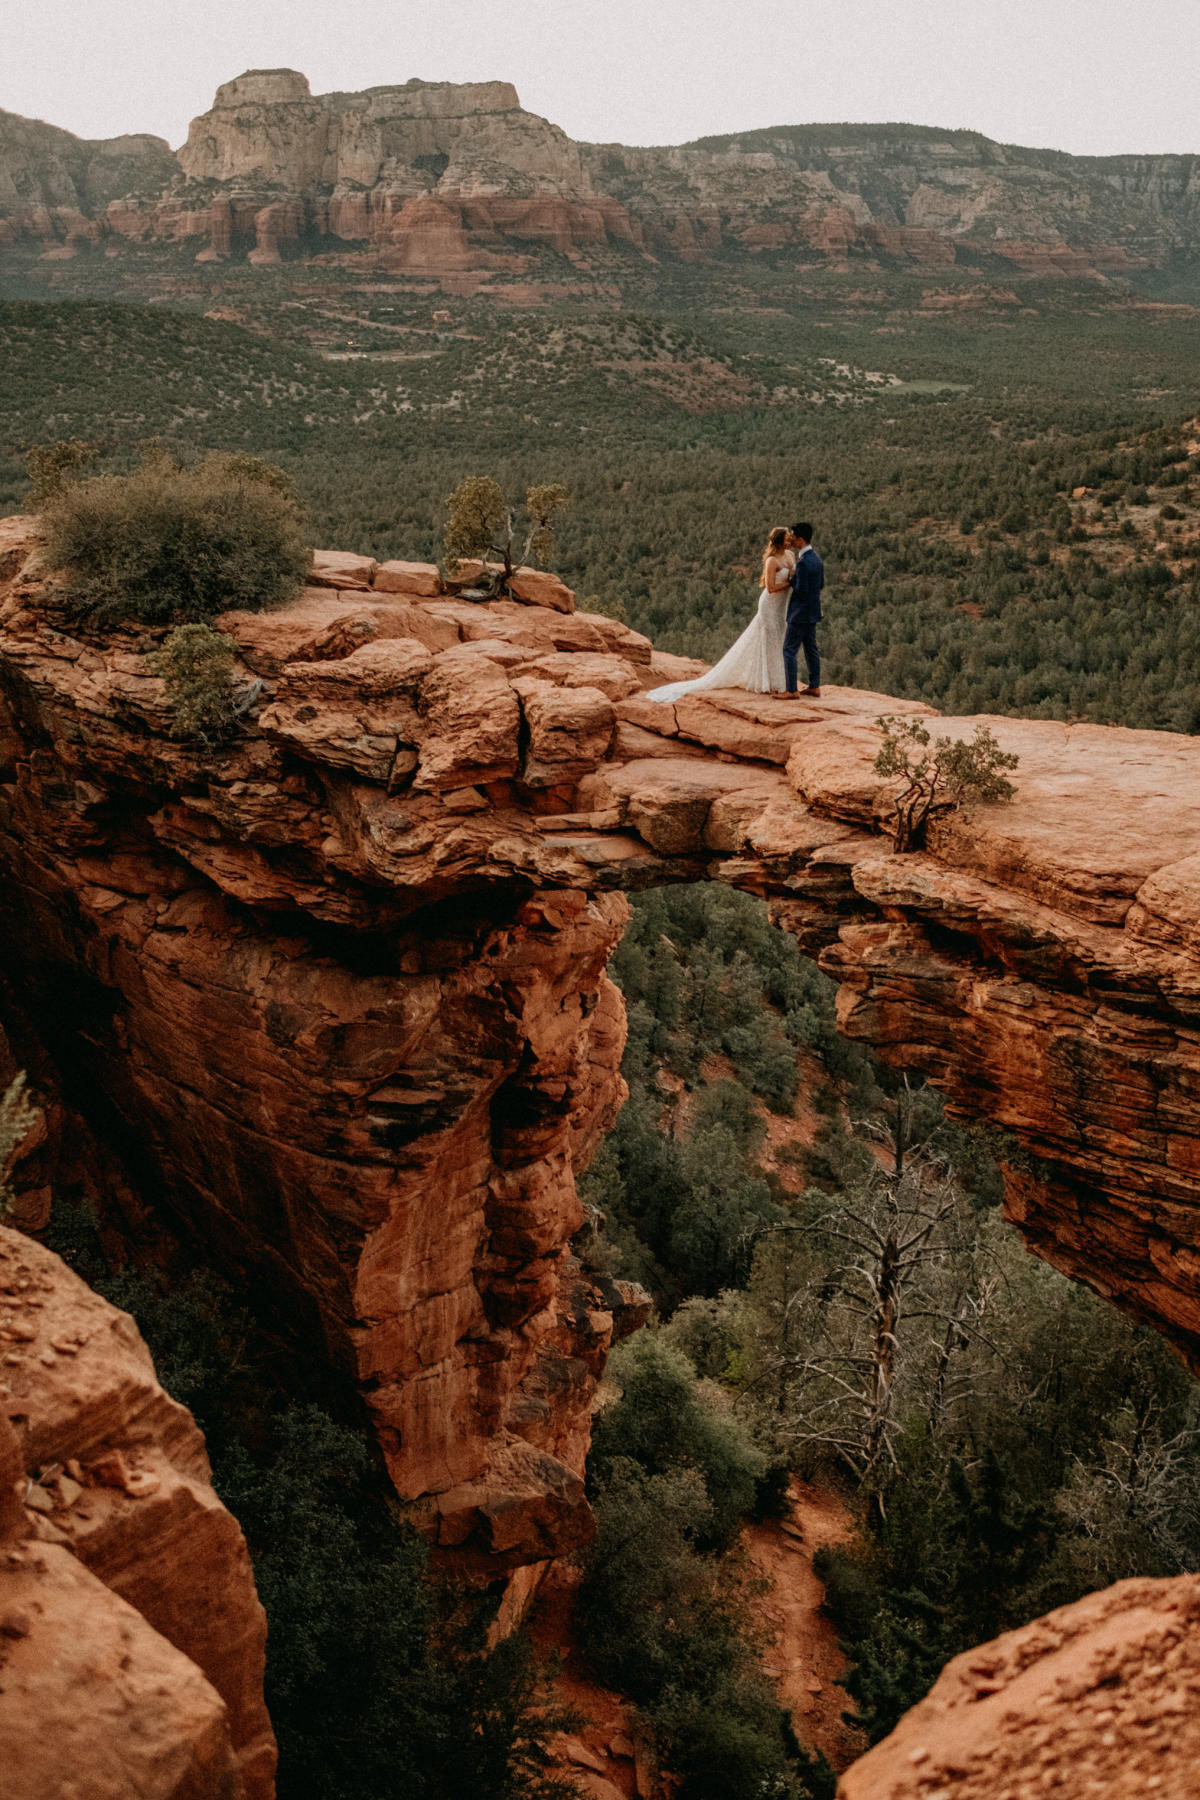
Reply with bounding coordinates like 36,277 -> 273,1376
535,1479 -> 862,1798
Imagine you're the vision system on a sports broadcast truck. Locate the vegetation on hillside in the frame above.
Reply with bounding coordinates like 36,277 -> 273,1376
3,287 -> 1199,728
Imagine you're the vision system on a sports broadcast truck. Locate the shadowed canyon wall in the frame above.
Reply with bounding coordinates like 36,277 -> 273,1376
3,68 -> 1200,276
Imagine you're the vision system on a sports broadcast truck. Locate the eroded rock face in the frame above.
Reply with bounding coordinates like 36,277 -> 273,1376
4,75 -> 1200,273
2,513 -> 1200,1571
838,1574 -> 1200,1800
0,1225 -> 274,1800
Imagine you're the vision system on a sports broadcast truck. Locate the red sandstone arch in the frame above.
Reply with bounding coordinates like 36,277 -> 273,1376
2,517 -> 1200,1578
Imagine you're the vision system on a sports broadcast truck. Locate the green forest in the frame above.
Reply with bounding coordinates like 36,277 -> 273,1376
2,269 -> 1200,731
584,887 -> 1200,1775
5,256 -> 1200,1797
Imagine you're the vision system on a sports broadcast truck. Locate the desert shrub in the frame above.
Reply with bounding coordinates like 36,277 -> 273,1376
589,1332 -> 766,1553
40,450 -> 309,626
25,438 -> 99,506
149,622 -> 241,742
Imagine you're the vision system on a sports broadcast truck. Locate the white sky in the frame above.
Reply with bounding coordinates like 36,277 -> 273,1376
6,0 -> 1198,158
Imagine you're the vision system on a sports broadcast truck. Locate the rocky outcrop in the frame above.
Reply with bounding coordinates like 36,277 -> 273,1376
0,107 -> 175,248
838,1574 -> 1200,1799
3,73 -> 1200,275
0,1223 -> 274,1799
1,511 -> 1200,1571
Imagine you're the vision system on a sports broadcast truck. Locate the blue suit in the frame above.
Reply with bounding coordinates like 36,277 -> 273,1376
783,545 -> 824,691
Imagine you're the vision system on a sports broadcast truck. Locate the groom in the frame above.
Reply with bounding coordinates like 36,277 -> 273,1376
783,522 -> 824,697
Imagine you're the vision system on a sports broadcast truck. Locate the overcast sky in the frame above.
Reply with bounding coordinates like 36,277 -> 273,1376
6,0 -> 1198,157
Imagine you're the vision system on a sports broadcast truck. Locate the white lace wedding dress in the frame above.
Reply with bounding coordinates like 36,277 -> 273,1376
646,582 -> 790,702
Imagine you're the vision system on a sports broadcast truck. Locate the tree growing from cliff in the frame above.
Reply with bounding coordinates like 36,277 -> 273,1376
149,622 -> 248,744
874,715 -> 1019,853
40,448 -> 310,627
443,475 -> 568,595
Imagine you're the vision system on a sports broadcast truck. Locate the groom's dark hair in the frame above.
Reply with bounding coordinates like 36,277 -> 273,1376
791,522 -> 813,543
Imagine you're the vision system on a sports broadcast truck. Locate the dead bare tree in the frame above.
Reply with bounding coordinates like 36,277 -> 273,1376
739,1134 -> 1010,1516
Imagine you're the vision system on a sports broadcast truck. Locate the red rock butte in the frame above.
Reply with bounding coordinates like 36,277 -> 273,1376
2,69 -> 1198,278
2,516 -> 1200,1790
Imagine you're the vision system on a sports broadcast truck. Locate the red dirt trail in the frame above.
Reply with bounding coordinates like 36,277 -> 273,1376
531,1478 -> 862,1798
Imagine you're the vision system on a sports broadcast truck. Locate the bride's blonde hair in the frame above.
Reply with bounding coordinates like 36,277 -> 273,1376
761,525 -> 788,583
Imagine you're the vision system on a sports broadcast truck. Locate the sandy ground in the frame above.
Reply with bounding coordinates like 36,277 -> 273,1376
743,1479 -> 867,1771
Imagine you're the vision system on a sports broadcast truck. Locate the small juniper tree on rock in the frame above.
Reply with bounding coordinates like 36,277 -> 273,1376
149,622 -> 241,745
443,476 -> 568,596
874,715 -> 1019,852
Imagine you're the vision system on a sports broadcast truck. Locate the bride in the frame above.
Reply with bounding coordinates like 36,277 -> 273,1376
646,526 -> 793,703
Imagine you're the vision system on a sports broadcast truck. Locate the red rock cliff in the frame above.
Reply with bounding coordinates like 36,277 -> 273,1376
2,513 -> 1199,1574
837,1574 -> 1200,1799
0,1223 -> 274,1800
4,72 -> 1200,275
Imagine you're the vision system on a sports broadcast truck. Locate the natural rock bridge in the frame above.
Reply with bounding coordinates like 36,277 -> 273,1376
2,515 -> 1200,1588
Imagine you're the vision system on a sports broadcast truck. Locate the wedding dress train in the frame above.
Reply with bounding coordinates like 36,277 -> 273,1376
646,586 -> 789,703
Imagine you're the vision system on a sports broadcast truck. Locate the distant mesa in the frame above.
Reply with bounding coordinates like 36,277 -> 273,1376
1,67 -> 1198,278
212,67 -> 315,106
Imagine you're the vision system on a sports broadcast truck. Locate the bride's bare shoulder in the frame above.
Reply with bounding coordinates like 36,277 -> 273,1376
764,552 -> 791,591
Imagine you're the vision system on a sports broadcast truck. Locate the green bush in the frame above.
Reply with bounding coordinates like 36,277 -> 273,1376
578,1332 -> 833,1796
589,1332 -> 765,1553
577,1460 -> 819,1799
40,451 -> 309,626
221,1406 -> 576,1800
149,622 -> 240,742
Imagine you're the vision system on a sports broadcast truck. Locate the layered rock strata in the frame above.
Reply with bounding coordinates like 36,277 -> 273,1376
0,1223 -> 274,1800
2,512 -> 1200,1571
4,71 -> 1200,275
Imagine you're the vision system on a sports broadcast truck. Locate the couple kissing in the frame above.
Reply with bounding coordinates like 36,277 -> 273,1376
647,523 -> 824,704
